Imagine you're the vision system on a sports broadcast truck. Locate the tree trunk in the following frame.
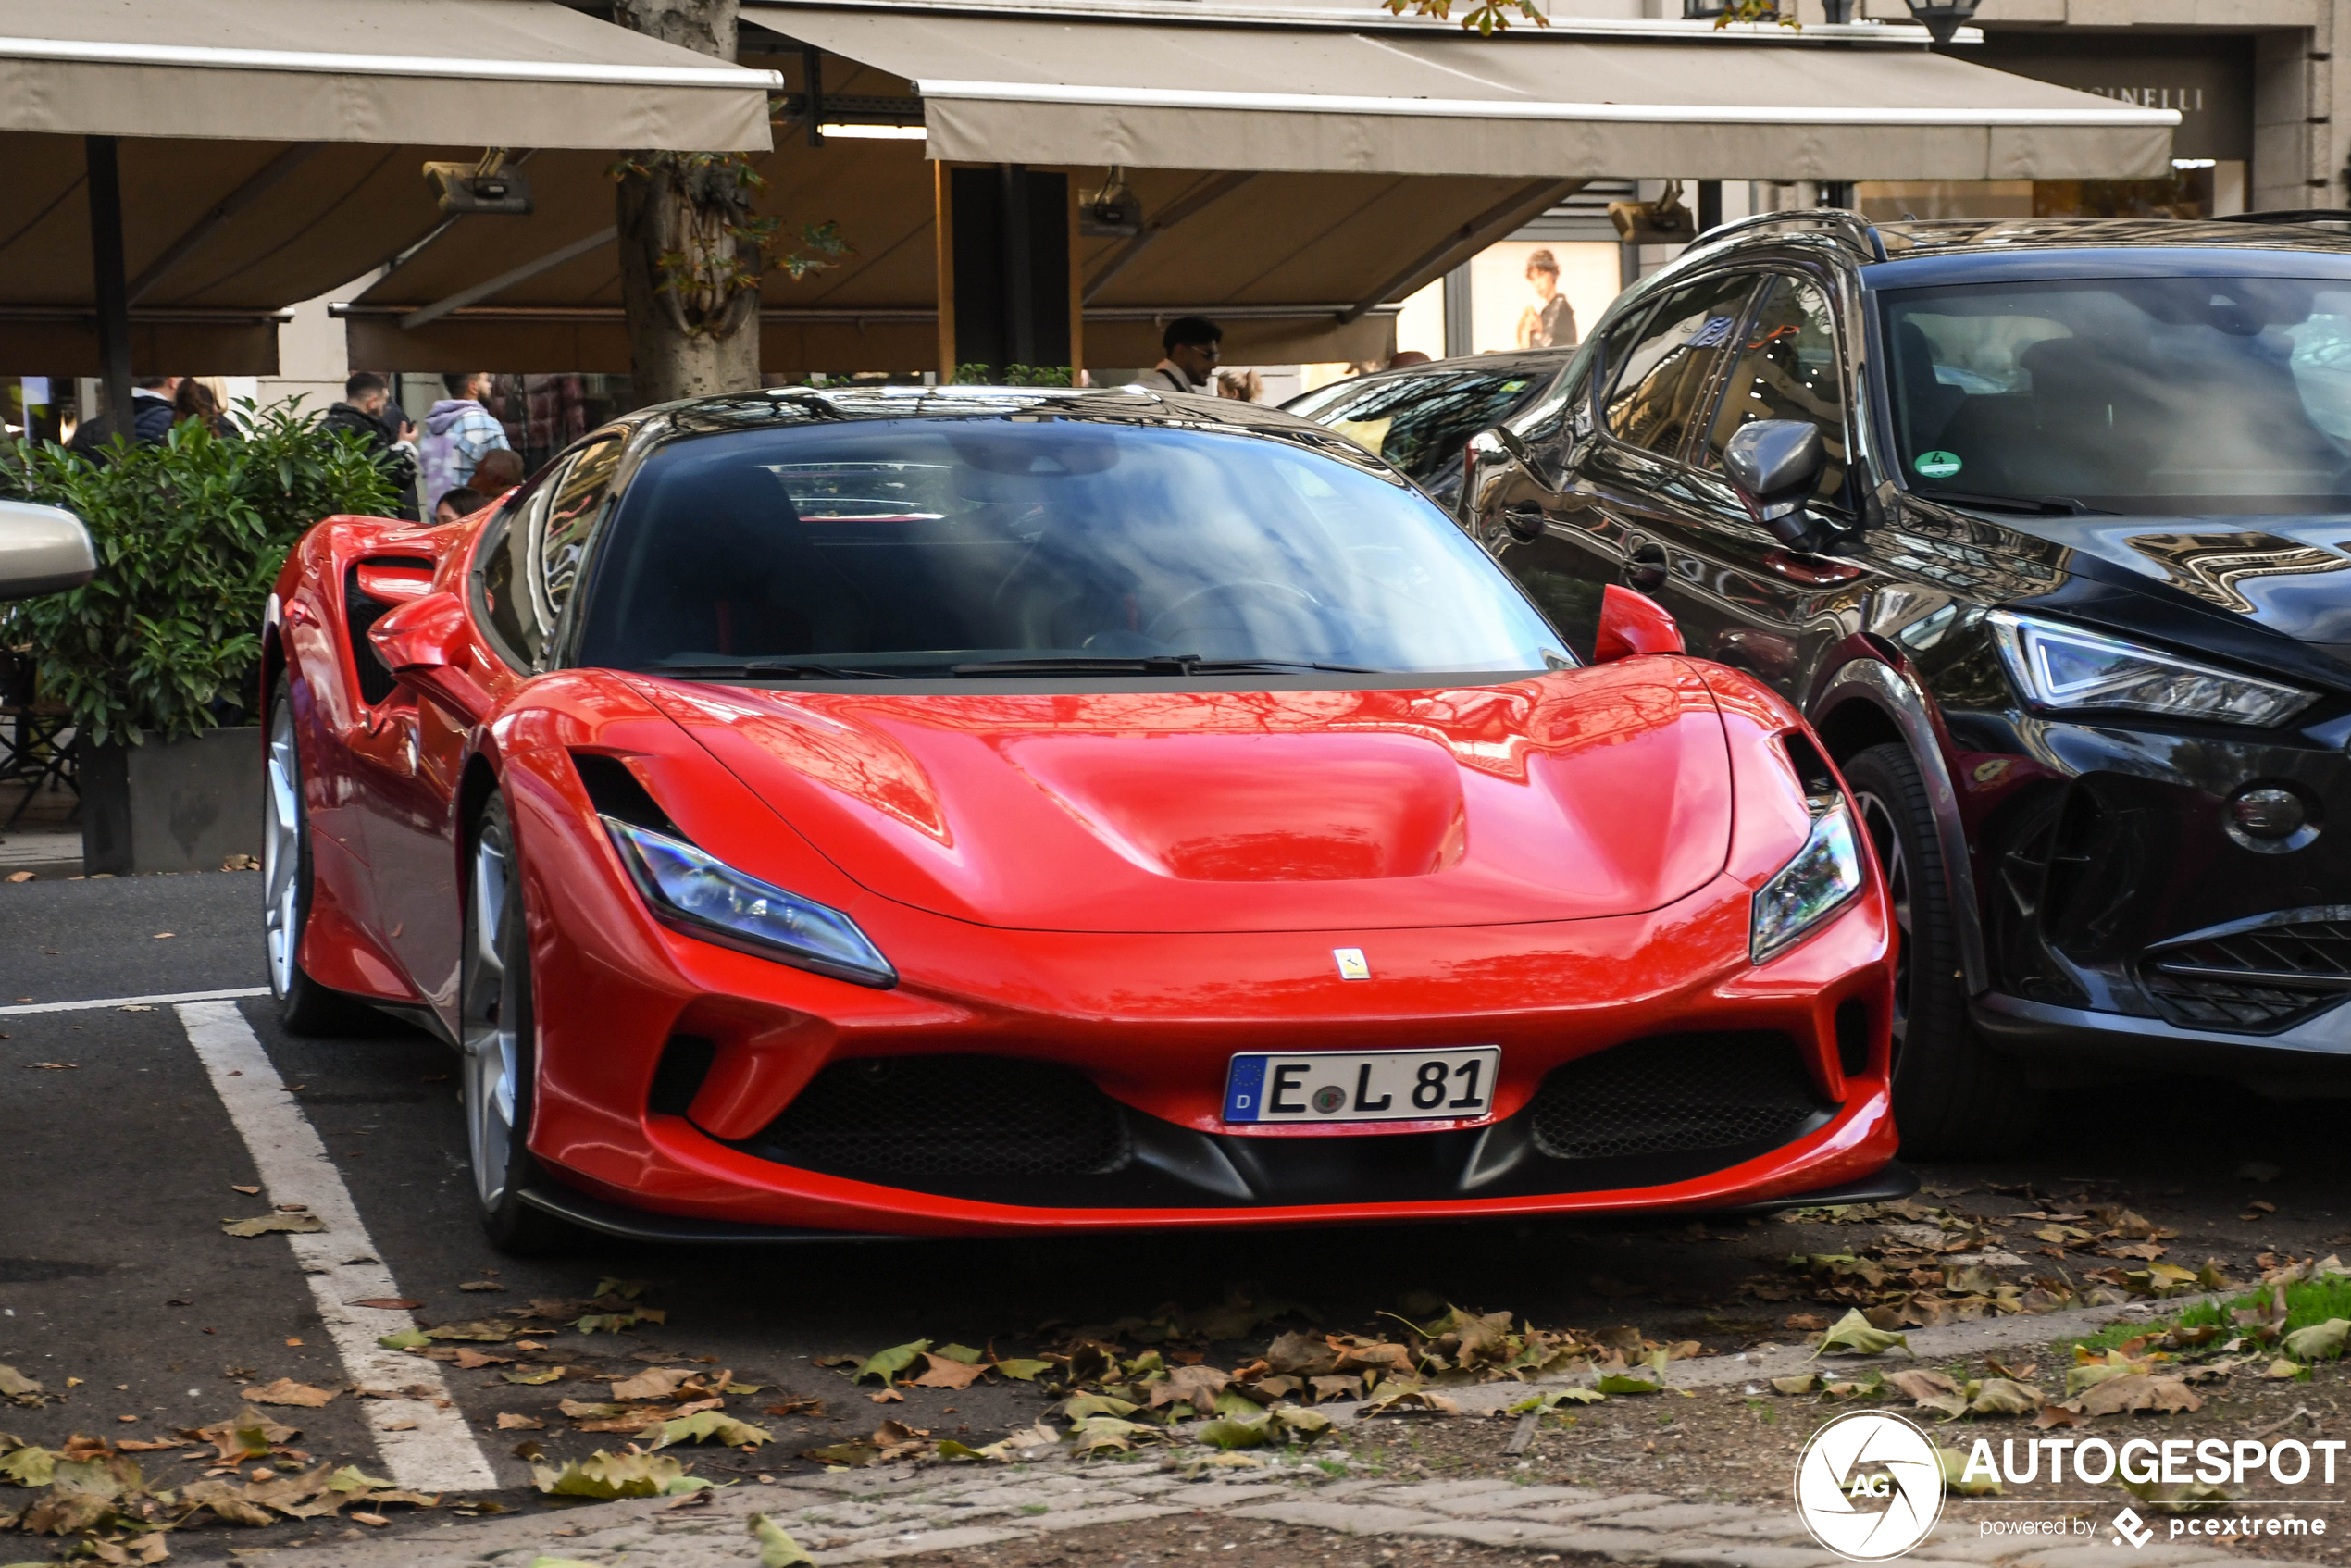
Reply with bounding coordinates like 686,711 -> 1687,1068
611,0 -> 762,406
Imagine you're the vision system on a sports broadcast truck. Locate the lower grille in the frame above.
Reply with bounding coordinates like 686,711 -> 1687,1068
754,1055 -> 1130,1179
1527,1032 -> 1826,1161
2142,916 -> 2351,1032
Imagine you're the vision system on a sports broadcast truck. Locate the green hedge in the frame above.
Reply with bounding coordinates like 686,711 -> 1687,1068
0,401 -> 400,746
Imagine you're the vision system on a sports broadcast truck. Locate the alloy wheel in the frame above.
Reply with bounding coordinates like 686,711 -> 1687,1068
262,701 -> 303,999
1852,789 -> 1913,1055
460,825 -> 520,1213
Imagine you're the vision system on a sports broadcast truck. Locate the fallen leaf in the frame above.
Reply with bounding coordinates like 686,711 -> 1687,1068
348,1298 -> 418,1312
798,1440 -> 878,1467
610,1367 -> 693,1402
994,1358 -> 1052,1382
868,1388 -> 903,1404
851,1338 -> 931,1387
530,1450 -> 709,1500
1939,1446 -> 2000,1495
2072,1374 -> 2203,1416
762,1396 -> 825,1417
241,1378 -> 339,1407
653,1410 -> 773,1450
750,1512 -> 815,1567
908,1353 -> 988,1390
22,1062 -> 75,1071
1885,1369 -> 1959,1402
328,1463 -> 392,1492
1771,1374 -> 1818,1395
2283,1319 -> 2350,1363
1970,1379 -> 2046,1417
221,1213 -> 325,1238
377,1328 -> 430,1350
452,1348 -> 512,1370
1812,1308 -> 1912,1359
502,1367 -> 564,1386
496,1413 -> 544,1430
1199,1415 -> 1271,1450
458,1280 -> 506,1292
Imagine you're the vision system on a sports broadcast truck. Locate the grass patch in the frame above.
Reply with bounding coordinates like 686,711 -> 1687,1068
2056,1275 -> 2351,1359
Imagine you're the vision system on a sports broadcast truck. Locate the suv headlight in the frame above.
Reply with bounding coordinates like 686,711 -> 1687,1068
1989,610 -> 2315,728
603,817 -> 896,989
1751,803 -> 1864,964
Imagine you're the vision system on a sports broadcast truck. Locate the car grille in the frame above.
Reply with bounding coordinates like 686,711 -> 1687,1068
2141,917 -> 2351,1032
1526,1032 -> 1826,1161
754,1055 -> 1131,1179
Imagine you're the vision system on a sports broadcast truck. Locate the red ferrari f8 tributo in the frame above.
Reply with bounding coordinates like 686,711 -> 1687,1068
262,387 -> 1901,1250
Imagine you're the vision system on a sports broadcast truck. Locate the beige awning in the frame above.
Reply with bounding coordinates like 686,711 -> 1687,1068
0,0 -> 780,150
0,0 -> 779,374
758,0 -> 2176,182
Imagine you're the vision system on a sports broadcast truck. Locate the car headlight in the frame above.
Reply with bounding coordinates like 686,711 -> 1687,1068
1989,610 -> 2315,728
1751,803 -> 1865,964
603,817 -> 896,989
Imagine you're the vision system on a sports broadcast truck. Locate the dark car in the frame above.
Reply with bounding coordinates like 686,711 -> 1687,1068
1464,213 -> 2351,1156
1285,349 -> 1573,511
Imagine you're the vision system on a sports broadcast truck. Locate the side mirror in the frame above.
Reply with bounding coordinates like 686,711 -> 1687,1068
0,501 -> 96,601
1723,420 -> 1827,549
1591,583 -> 1684,663
368,590 -> 494,725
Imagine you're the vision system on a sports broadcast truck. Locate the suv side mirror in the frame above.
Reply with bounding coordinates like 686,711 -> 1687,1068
1723,420 -> 1827,549
1592,583 -> 1684,663
0,501 -> 96,601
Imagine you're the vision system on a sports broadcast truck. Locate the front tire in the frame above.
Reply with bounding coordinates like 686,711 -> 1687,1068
1843,741 -> 2038,1160
459,792 -> 574,1254
264,678 -> 375,1037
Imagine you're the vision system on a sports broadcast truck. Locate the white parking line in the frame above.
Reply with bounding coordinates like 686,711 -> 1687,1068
0,985 -> 269,1016
176,1000 -> 499,1494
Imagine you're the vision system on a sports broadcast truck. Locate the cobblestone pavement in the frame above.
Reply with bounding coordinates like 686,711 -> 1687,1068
246,1451 -> 2301,1568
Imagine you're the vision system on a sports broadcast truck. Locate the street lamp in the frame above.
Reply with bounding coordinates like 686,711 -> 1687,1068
1901,0 -> 1981,44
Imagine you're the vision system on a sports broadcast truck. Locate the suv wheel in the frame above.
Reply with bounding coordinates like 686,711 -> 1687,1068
1842,741 -> 2039,1159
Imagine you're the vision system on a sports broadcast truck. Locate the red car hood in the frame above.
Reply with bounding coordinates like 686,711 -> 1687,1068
634,663 -> 1732,934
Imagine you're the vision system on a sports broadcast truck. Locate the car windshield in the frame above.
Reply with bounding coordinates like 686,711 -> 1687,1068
571,417 -> 1566,678
1289,368 -> 1545,483
1885,276 -> 2351,515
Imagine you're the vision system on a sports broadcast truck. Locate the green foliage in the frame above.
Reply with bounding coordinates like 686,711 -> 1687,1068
952,364 -> 1076,387
0,400 -> 399,746
2060,1274 -> 2351,1359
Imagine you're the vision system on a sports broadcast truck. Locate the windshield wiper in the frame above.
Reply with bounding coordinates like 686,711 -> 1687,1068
646,659 -> 911,680
950,655 -> 1382,677
1917,488 -> 2110,516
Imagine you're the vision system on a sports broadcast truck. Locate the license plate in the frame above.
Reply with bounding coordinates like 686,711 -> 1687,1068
1223,1047 -> 1500,1124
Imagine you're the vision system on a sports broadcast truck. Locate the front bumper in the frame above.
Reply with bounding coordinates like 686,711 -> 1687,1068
510,751 -> 1897,1235
1973,990 -> 2351,1093
1959,704 -> 2351,1051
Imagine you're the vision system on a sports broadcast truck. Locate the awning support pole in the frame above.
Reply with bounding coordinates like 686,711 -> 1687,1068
401,227 -> 619,330
1338,178 -> 1583,326
129,143 -> 324,305
802,44 -> 824,147
85,135 -> 133,433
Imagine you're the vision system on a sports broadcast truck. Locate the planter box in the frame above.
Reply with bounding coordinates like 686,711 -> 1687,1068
80,727 -> 264,876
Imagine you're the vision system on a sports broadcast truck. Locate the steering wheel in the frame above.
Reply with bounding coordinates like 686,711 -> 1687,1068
1144,579 -> 1324,644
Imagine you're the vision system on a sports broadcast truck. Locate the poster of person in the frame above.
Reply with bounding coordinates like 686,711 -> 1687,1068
1516,249 -> 1577,349
1467,241 -> 1619,356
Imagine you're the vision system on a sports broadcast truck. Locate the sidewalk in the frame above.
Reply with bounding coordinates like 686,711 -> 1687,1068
239,1450 -> 2286,1568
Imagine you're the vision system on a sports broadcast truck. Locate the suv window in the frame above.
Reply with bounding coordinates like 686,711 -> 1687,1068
1701,274 -> 1847,502
1308,368 -> 1546,482
1606,274 -> 1756,458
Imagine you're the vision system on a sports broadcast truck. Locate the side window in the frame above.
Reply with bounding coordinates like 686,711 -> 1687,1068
540,436 -> 625,618
1702,274 -> 1849,502
1605,275 -> 1756,459
1322,372 -> 1537,483
477,476 -> 561,669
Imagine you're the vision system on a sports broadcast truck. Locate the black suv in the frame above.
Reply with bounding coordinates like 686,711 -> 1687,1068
1465,213 -> 2351,1155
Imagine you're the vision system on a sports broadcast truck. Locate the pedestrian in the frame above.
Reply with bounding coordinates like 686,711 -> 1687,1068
67,376 -> 179,454
1215,368 -> 1263,402
434,486 -> 487,526
470,447 -> 525,495
173,378 -> 237,438
1514,250 -> 1576,350
418,372 -> 513,518
1131,317 -> 1222,394
1388,350 -> 1433,370
322,372 -> 421,521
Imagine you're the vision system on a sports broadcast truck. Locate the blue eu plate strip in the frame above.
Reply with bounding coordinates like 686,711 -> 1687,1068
1224,1055 -> 1267,1123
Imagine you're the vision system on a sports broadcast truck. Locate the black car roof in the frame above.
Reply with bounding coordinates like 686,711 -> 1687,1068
1874,216 -> 2351,258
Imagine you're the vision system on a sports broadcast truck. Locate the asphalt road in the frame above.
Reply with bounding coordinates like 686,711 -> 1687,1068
4,870 -> 2348,1559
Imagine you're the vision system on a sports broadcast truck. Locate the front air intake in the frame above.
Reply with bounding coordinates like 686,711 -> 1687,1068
1526,1032 -> 1828,1161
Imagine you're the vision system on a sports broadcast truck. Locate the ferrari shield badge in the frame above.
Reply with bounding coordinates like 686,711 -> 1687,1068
1333,948 -> 1371,980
